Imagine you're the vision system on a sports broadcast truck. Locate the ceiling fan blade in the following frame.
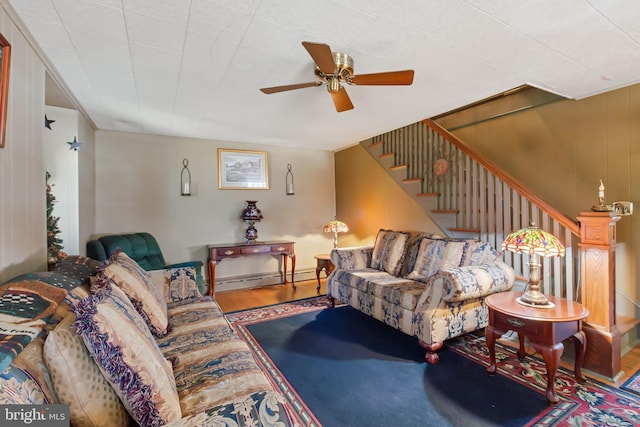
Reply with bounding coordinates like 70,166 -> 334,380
330,87 -> 354,112
302,41 -> 336,75
349,69 -> 415,86
260,81 -> 322,94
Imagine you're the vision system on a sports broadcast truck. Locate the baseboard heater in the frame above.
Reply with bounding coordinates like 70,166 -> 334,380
213,268 -> 317,292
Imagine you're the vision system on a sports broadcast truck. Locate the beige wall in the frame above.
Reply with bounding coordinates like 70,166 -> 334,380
0,8 -> 47,282
334,143 -> 441,248
94,131 -> 336,290
452,85 -> 640,314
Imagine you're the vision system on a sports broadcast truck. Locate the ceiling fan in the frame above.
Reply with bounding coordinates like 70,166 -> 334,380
260,41 -> 415,112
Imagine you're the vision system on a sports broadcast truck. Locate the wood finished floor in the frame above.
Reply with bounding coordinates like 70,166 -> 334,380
215,278 -> 640,389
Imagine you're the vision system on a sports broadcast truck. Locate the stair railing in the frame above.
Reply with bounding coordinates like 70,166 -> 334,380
366,119 -> 581,301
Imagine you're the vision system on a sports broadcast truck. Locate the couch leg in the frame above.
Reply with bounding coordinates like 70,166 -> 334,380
419,340 -> 443,364
327,296 -> 336,307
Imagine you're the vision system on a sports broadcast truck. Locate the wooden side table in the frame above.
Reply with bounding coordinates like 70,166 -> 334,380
485,291 -> 589,404
207,241 -> 295,296
314,254 -> 334,292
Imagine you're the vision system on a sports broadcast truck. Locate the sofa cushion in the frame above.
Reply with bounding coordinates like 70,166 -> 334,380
72,284 -> 181,426
371,229 -> 411,276
44,313 -> 129,427
406,237 -> 467,282
97,251 -> 169,337
156,297 -> 273,416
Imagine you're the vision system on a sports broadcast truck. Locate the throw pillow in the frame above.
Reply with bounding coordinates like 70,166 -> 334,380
406,237 -> 467,282
97,251 -> 169,337
370,229 -> 411,276
459,240 -> 499,266
53,255 -> 100,284
148,267 -> 201,302
44,313 -> 129,427
72,285 -> 181,427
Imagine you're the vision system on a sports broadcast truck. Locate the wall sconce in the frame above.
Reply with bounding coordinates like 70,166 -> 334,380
286,164 -> 294,195
181,158 -> 191,196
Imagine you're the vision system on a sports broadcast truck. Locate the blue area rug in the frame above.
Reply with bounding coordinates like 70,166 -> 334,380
227,297 -> 640,427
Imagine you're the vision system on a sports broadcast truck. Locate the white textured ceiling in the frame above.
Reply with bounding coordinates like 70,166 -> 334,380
7,0 -> 640,151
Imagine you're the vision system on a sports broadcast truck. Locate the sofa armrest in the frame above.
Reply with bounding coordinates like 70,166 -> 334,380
330,246 -> 373,271
430,261 -> 515,302
166,260 -> 203,270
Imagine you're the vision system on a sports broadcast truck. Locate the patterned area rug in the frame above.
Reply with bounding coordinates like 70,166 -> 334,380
621,369 -> 640,396
226,297 -> 640,426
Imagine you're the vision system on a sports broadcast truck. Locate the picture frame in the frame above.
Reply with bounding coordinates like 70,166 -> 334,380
218,148 -> 269,189
0,32 -> 10,149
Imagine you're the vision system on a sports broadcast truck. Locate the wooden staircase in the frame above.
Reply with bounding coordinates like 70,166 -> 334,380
362,118 -> 580,300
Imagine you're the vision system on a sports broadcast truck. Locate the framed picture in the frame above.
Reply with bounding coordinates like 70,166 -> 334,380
218,148 -> 269,189
0,32 -> 10,149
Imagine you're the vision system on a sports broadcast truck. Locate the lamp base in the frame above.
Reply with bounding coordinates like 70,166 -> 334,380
516,296 -> 555,309
245,222 -> 258,242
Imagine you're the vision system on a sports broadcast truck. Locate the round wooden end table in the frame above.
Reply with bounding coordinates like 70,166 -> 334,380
314,254 -> 334,292
485,291 -> 589,404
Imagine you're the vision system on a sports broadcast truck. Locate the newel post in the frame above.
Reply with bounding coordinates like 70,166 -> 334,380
577,211 -> 622,380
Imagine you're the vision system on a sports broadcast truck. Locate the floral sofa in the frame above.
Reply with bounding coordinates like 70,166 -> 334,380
0,253 -> 293,427
327,229 -> 516,364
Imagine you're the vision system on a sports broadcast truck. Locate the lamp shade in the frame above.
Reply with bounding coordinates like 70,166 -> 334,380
502,225 -> 565,258
323,219 -> 348,233
241,201 -> 263,222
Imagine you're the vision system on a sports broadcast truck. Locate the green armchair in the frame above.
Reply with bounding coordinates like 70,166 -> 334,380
86,232 -> 206,295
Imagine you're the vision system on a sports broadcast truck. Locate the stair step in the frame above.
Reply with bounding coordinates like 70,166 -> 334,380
619,315 -> 640,336
402,178 -> 423,184
449,227 -> 481,233
432,209 -> 459,213
390,164 -> 408,171
378,152 -> 394,159
369,140 -> 384,149
417,192 -> 440,198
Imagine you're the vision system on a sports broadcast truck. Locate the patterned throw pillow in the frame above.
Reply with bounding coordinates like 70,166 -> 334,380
54,255 -> 100,284
370,230 -> 411,276
72,285 -> 181,427
44,313 -> 129,427
459,240 -> 499,266
406,237 -> 467,282
97,251 -> 169,337
164,267 -> 201,302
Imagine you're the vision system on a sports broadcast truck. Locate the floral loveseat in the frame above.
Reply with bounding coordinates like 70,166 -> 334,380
0,253 -> 293,427
327,229 -> 516,364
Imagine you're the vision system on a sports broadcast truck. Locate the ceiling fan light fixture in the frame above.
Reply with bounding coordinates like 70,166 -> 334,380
327,77 -> 341,93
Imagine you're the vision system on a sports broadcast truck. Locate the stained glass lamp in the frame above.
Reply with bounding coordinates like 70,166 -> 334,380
323,218 -> 348,248
502,223 -> 565,306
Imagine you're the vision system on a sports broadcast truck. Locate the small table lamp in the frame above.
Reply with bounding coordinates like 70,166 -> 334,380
502,223 -> 565,307
323,218 -> 348,248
